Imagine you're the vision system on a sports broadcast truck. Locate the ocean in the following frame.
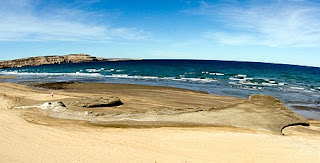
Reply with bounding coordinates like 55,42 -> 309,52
1,60 -> 320,119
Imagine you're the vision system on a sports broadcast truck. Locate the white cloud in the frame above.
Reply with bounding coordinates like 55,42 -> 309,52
204,32 -> 259,46
110,28 -> 151,41
0,0 -> 150,41
189,0 -> 320,47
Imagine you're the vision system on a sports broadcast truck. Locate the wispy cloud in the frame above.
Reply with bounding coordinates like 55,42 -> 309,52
110,28 -> 152,41
187,0 -> 320,47
0,0 -> 150,42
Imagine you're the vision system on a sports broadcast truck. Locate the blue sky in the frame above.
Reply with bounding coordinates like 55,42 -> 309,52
1,0 -> 320,67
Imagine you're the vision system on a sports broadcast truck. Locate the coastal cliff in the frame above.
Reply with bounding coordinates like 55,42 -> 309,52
0,54 -> 138,69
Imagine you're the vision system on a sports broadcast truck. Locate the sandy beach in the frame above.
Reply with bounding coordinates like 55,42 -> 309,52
0,81 -> 320,162
1,0 -> 320,161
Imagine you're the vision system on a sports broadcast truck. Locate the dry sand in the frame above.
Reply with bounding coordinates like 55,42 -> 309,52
0,82 -> 320,162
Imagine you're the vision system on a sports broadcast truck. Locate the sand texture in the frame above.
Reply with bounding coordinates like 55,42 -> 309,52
31,82 -> 308,134
0,82 -> 320,162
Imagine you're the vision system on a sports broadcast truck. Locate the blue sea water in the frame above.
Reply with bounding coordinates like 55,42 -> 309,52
1,60 -> 320,119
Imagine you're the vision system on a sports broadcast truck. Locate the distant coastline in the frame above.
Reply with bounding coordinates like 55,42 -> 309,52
0,54 -> 141,69
1,54 -> 319,69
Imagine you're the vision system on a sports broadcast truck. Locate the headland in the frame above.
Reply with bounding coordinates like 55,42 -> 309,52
0,54 -> 140,69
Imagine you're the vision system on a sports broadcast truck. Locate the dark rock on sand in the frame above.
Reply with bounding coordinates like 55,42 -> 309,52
34,82 -> 79,90
69,97 -> 123,108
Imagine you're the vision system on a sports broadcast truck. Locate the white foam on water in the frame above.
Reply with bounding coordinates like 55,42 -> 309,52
209,72 -> 224,76
290,86 -> 305,90
236,74 -> 247,78
261,82 -> 278,86
180,77 -> 217,83
162,77 -> 176,80
137,76 -> 159,79
229,77 -> 240,81
269,80 -> 276,84
229,82 -> 241,86
107,74 -> 159,80
0,71 -> 104,77
215,73 -> 224,76
2,69 -> 314,94
110,74 -> 129,77
105,68 -> 116,72
105,74 -> 217,83
226,75 -> 311,92
86,68 -> 101,73
239,81 -> 261,86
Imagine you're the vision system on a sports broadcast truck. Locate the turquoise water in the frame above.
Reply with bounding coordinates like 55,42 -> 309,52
1,60 -> 320,119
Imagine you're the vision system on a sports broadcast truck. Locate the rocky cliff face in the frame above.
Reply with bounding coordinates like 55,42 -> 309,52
0,54 -> 107,69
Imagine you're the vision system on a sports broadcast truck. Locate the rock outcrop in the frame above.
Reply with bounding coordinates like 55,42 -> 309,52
69,96 -> 123,108
40,101 -> 67,112
15,101 -> 68,112
124,94 -> 309,134
0,54 -> 106,69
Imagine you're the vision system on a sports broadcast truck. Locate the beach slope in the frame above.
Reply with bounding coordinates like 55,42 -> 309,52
0,82 -> 319,162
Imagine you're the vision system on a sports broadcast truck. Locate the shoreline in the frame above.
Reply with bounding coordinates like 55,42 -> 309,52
1,73 -> 319,121
0,81 -> 312,134
35,82 -> 320,121
1,59 -> 319,119
2,73 -> 318,121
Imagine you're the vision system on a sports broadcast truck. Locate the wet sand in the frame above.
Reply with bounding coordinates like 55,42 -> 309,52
0,75 -> 18,79
0,82 -> 320,162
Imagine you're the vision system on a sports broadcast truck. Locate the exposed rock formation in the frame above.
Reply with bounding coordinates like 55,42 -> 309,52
40,101 -> 67,111
15,101 -> 68,112
34,82 -> 77,90
0,54 -> 111,69
69,96 -> 123,108
32,82 -> 309,134
3,81 -> 310,135
247,95 -> 309,133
